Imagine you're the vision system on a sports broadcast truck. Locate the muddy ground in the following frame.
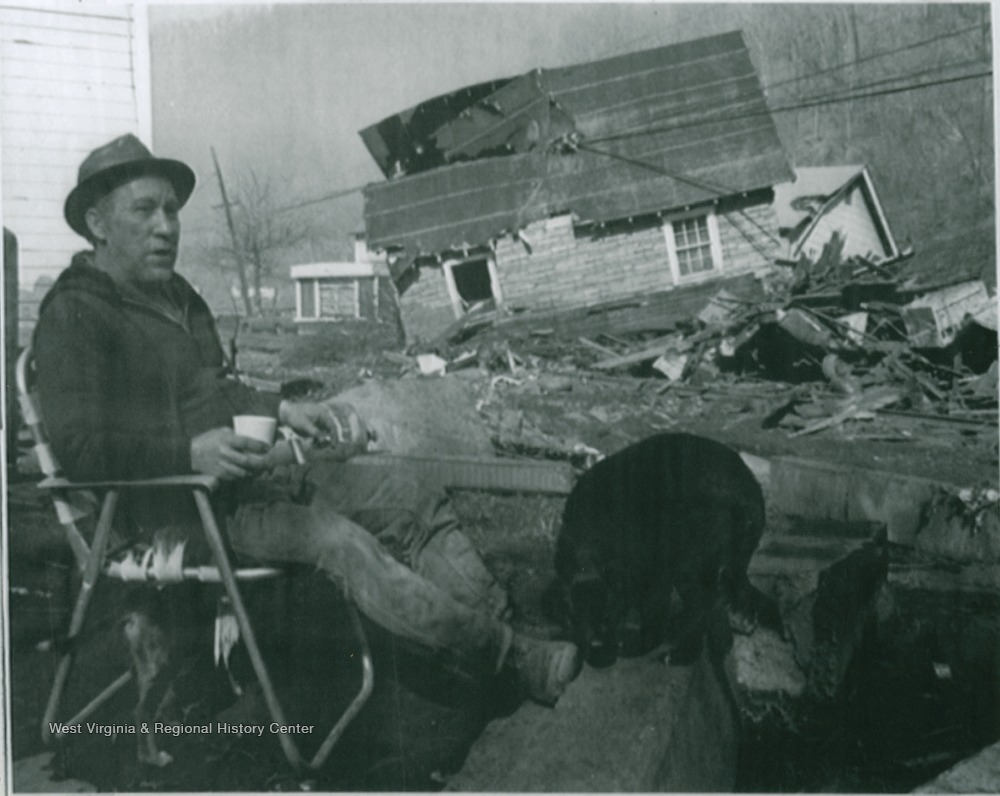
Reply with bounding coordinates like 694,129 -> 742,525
5,321 -> 998,792
230,321 -> 998,486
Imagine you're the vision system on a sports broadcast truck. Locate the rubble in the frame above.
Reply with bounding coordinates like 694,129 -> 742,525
736,519 -> 890,731
399,231 -> 995,448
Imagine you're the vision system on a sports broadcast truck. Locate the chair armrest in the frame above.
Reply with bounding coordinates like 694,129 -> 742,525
38,474 -> 220,491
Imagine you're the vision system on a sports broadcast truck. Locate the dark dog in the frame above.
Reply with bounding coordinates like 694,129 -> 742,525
549,432 -> 773,667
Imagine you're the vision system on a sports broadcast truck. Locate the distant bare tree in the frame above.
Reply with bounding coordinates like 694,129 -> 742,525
203,163 -> 313,316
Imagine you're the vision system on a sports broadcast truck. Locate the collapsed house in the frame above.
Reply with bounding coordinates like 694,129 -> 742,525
360,31 -> 801,342
772,165 -> 900,263
354,28 -> 996,437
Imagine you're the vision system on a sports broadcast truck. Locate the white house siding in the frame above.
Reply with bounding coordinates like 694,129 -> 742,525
799,184 -> 891,262
1,2 -> 151,341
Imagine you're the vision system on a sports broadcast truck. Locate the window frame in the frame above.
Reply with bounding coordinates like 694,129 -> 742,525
318,278 -> 360,319
662,208 -> 724,285
441,251 -> 504,319
296,277 -> 360,321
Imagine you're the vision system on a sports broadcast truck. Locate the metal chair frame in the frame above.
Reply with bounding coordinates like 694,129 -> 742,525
15,345 -> 373,772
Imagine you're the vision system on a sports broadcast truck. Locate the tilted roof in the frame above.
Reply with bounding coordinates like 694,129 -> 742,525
361,30 -> 793,260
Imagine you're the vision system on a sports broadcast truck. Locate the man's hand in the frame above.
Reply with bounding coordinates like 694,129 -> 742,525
278,400 -> 370,460
278,400 -> 332,439
191,427 -> 272,481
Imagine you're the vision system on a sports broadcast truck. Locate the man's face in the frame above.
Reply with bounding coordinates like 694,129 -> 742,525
87,175 -> 181,287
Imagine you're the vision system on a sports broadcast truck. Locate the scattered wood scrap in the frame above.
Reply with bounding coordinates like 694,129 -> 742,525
401,230 -> 995,442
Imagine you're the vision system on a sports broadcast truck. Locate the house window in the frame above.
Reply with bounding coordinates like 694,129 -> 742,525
663,211 -> 724,284
319,280 -> 359,318
442,253 -> 503,318
295,278 -> 359,320
299,279 -> 318,320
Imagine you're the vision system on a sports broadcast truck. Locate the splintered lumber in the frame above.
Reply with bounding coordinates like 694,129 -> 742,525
592,345 -> 672,371
790,388 -> 905,438
591,333 -> 681,370
578,337 -> 620,357
878,409 -> 998,427
590,332 -> 684,370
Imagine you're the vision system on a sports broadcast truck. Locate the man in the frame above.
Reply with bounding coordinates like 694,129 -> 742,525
33,134 -> 580,707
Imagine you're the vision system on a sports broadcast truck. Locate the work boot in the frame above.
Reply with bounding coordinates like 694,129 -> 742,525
505,633 -> 581,706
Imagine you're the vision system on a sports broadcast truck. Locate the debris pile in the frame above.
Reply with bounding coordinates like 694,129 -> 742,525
387,232 -> 997,443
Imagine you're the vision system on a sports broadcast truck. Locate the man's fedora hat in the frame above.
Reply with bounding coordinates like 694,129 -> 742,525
64,134 -> 196,238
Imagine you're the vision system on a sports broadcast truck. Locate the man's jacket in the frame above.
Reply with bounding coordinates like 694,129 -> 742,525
33,256 -> 280,481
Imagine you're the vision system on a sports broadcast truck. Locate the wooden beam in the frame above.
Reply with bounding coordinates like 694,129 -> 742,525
349,453 -> 576,495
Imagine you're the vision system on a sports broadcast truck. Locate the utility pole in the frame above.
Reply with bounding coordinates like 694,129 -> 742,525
211,146 -> 252,317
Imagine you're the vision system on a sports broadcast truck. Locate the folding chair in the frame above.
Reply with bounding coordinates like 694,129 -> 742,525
16,345 -> 373,772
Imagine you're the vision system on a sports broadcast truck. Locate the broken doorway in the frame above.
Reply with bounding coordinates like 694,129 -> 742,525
443,254 -> 503,317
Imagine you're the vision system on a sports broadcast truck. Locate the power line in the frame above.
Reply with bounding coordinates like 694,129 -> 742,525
591,68 -> 992,145
574,140 -> 779,261
592,19 -> 987,80
569,25 -> 992,148
787,57 -> 990,104
560,63 -> 991,252
264,64 -> 991,231
584,21 -> 986,105
273,181 -> 371,214
263,24 -> 992,214
762,21 -> 988,93
560,63 -> 991,259
597,54 -> 991,143
769,67 -> 993,117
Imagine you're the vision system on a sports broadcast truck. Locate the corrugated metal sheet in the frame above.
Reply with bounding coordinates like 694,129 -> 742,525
362,30 -> 792,258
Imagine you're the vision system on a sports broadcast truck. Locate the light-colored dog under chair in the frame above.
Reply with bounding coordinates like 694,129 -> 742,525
16,345 -> 373,772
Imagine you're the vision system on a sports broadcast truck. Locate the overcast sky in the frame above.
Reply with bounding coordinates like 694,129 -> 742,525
147,1 -> 993,274
149,2 -> 762,250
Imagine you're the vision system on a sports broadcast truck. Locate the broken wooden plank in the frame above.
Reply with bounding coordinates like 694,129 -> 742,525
877,409 -> 997,427
777,307 -> 837,349
885,356 -> 947,401
349,453 -> 576,494
592,338 -> 678,370
598,332 -> 633,348
789,388 -> 904,438
578,337 -> 620,358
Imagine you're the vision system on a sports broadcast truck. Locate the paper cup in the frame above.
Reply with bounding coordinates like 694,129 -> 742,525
233,415 -> 277,445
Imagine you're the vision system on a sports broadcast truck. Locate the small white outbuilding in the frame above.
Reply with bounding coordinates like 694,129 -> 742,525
291,259 -> 392,324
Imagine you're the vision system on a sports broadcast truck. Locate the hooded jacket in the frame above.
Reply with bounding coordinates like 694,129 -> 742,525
33,256 -> 280,481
